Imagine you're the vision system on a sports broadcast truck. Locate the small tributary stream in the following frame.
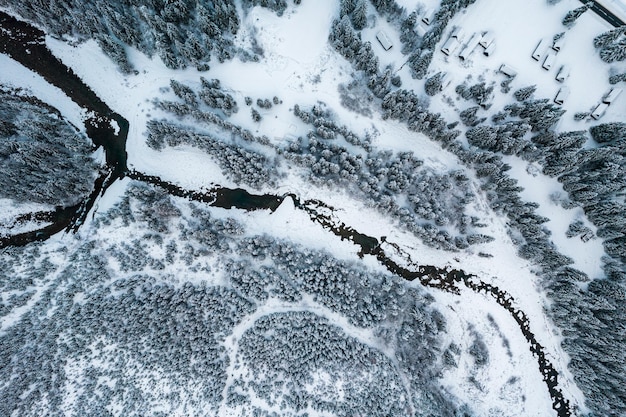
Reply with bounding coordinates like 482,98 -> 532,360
0,11 -> 571,417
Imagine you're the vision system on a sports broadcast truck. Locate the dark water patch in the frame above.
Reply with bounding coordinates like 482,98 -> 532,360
214,188 -> 282,211
0,11 -> 129,246
0,10 -> 128,173
85,115 -> 128,177
127,171 -> 283,212
0,204 -> 78,249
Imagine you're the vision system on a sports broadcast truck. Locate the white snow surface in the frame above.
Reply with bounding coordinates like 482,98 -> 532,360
2,0 -> 612,415
421,0 -> 626,129
0,54 -> 86,131
504,156 -> 605,279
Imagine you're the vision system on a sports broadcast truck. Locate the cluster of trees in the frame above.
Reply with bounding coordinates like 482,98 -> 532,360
340,0 -> 369,30
404,0 -> 477,79
559,126 -> 626,263
241,0 -> 289,16
497,98 -> 565,132
2,0 -> 250,70
609,70 -> 626,84
465,121 -> 533,155
546,266 -> 626,417
458,97 -> 568,165
199,77 -> 239,116
239,311 -> 411,415
593,26 -> 626,62
565,219 -> 593,239
169,79 -> 198,106
155,83 -> 276,148
232,235 -> 463,415
97,181 -> 247,267
1,181 -> 264,415
329,16 -> 379,75
381,89 -> 459,146
513,85 -> 536,102
0,245 -> 51,322
96,33 -> 134,74
0,243 -> 255,417
287,103 -> 486,250
455,82 -> 494,108
0,87 -> 99,207
561,2 -> 591,28
399,11 -> 423,55
227,260 -> 300,303
168,78 -> 239,117
293,103 -> 371,148
156,98 -> 256,137
458,106 -> 485,127
368,0 -> 405,17
425,72 -> 446,96
146,120 -> 277,188
593,26 -> 626,63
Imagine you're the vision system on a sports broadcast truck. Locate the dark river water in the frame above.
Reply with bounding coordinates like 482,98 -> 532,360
0,10 -> 571,417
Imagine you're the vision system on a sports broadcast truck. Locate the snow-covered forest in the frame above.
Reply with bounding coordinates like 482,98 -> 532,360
0,0 -> 625,416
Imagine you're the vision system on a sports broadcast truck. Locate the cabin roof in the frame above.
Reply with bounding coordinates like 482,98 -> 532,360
376,31 -> 393,51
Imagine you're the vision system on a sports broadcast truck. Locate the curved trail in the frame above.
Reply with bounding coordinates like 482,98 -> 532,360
0,11 -> 571,417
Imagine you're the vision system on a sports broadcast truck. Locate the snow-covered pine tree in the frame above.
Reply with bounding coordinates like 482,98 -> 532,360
562,2 -> 591,28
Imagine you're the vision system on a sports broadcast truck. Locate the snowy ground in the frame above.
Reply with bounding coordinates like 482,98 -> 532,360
504,155 -> 605,279
0,54 -> 86,131
2,0 -> 612,415
420,0 -> 626,128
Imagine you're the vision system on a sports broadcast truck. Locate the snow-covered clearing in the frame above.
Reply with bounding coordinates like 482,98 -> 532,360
504,156 -> 605,279
433,287 -> 554,417
423,0 -> 625,129
1,0 -> 603,414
